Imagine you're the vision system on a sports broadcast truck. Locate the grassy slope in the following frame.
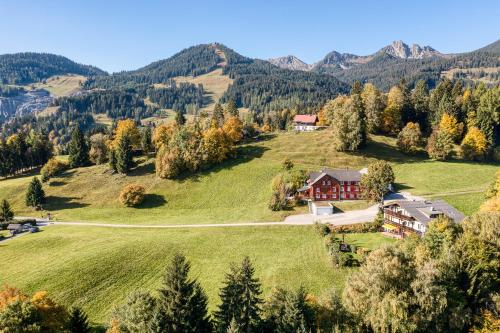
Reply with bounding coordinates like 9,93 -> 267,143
0,131 -> 496,223
174,68 -> 233,113
29,74 -> 87,97
0,225 -> 394,323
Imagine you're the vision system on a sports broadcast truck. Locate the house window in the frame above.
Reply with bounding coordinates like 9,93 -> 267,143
322,181 -> 326,185
327,180 -> 331,185
316,187 -> 320,192
322,194 -> 327,199
350,194 -> 354,199
340,194 -> 345,199
333,194 -> 337,199
347,186 -> 351,191
340,181 -> 345,185
333,187 -> 337,192
315,194 -> 320,199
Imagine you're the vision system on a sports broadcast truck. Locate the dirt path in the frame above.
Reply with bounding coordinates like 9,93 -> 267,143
13,204 -> 379,230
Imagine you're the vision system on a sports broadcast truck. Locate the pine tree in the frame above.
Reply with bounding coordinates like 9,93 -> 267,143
215,257 -> 262,333
225,99 -> 239,117
25,177 -> 45,208
115,136 -> 133,174
175,111 -> 186,126
141,127 -> 153,153
68,307 -> 91,333
0,199 -> 14,222
158,254 -> 212,333
109,149 -> 117,172
411,80 -> 429,132
212,103 -> 225,127
68,127 -> 90,168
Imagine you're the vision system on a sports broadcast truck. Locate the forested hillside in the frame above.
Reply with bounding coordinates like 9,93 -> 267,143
0,53 -> 105,85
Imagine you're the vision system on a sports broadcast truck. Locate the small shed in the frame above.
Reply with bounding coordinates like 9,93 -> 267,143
309,201 -> 334,215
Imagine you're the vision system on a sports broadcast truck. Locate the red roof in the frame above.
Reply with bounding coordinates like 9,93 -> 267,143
293,114 -> 318,124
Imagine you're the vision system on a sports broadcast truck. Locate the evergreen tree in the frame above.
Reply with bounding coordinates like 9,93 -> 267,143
212,103 -> 225,127
68,307 -> 91,333
226,317 -> 240,333
158,254 -> 212,333
141,126 -> 153,153
0,199 -> 14,222
361,83 -> 385,134
411,80 -> 430,133
476,88 -> 499,146
68,127 -> 90,168
109,149 -> 117,172
175,110 -> 186,126
115,136 -> 133,174
25,177 -> 45,208
225,99 -> 239,117
215,257 -> 263,333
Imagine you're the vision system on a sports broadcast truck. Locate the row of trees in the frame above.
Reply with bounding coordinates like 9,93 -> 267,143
319,79 -> 499,159
0,130 -> 53,178
154,111 -> 244,179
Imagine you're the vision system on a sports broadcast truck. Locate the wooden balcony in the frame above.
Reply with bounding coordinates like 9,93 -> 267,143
383,219 -> 422,237
384,209 -> 413,221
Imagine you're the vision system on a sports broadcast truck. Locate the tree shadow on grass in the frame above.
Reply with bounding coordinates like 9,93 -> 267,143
44,196 -> 89,211
357,139 -> 427,164
136,194 -> 167,209
129,160 -> 155,177
48,180 -> 67,187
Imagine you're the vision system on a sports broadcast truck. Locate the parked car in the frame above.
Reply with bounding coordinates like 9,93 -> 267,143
29,226 -> 39,233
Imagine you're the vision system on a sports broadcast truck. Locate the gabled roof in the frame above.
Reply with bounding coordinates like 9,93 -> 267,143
384,199 -> 465,226
308,169 -> 362,185
293,114 -> 318,124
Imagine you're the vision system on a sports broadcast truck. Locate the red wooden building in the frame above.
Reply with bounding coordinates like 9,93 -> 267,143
298,169 -> 363,201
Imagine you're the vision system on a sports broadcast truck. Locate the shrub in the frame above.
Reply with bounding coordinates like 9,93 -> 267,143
119,184 -> 146,207
282,158 -> 294,170
314,222 -> 331,237
40,158 -> 68,182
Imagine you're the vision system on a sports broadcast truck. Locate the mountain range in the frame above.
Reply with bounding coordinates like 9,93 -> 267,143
269,40 -> 447,71
0,39 -> 498,123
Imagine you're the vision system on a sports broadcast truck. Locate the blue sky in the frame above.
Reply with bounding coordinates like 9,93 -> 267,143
0,0 -> 499,72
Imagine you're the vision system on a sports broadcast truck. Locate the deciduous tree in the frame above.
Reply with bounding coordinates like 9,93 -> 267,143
460,127 -> 488,161
360,161 -> 395,202
397,122 -> 422,154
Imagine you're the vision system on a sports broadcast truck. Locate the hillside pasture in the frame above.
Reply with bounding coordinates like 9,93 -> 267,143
0,131 -> 495,224
29,74 -> 86,97
0,224 -> 394,323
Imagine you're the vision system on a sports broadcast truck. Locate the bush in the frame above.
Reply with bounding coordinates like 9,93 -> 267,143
282,158 -> 294,170
119,184 -> 146,207
314,222 -> 331,237
40,158 -> 68,182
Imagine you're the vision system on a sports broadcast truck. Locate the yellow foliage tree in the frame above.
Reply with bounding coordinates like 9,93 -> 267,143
111,119 -> 141,149
222,116 -> 243,143
202,127 -> 231,164
152,123 -> 176,149
31,291 -> 68,332
460,127 -> 488,160
439,113 -> 463,142
480,196 -> 500,212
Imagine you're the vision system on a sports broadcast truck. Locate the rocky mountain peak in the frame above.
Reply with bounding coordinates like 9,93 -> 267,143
268,55 -> 312,71
382,40 -> 442,59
